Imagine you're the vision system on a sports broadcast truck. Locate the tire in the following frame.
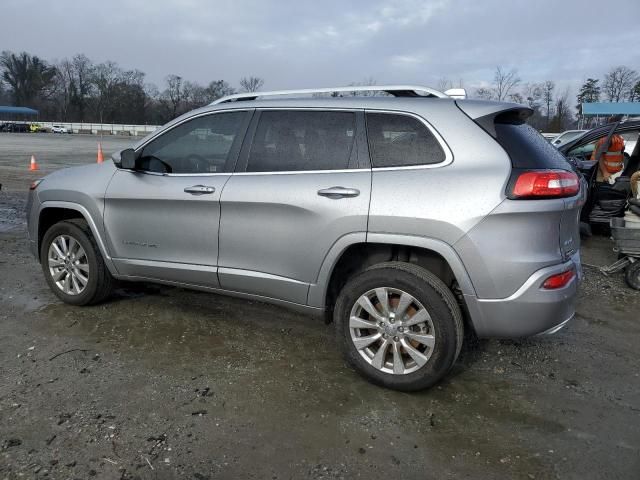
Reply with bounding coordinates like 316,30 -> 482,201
625,261 -> 640,290
334,261 -> 464,392
40,219 -> 114,305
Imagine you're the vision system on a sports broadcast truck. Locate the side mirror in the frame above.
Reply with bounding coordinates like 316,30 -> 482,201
113,148 -> 137,170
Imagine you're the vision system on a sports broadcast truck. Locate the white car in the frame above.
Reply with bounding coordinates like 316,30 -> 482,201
551,130 -> 587,148
51,125 -> 71,134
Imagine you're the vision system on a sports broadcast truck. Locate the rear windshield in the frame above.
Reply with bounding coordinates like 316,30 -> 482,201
495,123 -> 572,170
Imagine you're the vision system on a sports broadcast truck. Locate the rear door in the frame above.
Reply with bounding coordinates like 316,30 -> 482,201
217,109 -> 371,304
104,110 -> 251,287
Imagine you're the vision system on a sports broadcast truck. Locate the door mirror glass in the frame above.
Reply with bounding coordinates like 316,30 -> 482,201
119,148 -> 137,170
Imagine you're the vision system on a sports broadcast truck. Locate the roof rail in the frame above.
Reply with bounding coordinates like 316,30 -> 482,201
210,85 -> 456,105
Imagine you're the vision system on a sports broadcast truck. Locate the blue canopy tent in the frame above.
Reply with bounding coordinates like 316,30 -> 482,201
0,106 -> 39,121
581,102 -> 640,116
579,102 -> 640,128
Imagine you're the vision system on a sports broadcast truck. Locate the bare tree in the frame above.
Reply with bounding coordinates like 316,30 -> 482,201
603,65 -> 638,102
0,50 -> 56,106
348,77 -> 378,96
183,80 -> 208,110
54,58 -> 74,121
550,88 -> 571,132
163,74 -> 185,118
91,61 -> 121,123
204,80 -> 234,101
474,87 -> 493,100
631,80 -> 640,102
492,66 -> 520,101
541,80 -> 555,129
437,77 -> 452,92
507,92 -> 524,104
64,54 -> 95,122
239,76 -> 264,92
523,82 -> 543,110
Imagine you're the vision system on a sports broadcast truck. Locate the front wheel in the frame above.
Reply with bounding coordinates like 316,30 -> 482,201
334,262 -> 464,391
40,219 -> 114,305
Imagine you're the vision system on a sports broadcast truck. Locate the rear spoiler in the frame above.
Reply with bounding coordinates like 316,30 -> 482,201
456,100 -> 533,138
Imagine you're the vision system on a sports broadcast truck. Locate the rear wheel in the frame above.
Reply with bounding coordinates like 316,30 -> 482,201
334,262 -> 463,391
40,219 -> 114,305
625,261 -> 640,290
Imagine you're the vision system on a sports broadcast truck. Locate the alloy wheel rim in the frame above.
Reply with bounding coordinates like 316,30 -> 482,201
47,234 -> 89,295
349,287 -> 436,375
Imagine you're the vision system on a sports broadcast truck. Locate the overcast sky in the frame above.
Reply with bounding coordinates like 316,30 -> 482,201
2,0 -> 639,97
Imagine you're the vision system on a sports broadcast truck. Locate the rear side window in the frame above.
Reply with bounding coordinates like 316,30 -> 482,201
366,113 -> 445,167
494,122 -> 571,170
247,110 -> 356,172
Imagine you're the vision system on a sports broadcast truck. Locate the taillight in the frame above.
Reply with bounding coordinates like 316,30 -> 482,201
29,179 -> 43,190
542,268 -> 575,289
509,170 -> 580,199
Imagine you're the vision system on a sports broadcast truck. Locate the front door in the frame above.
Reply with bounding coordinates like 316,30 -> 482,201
218,109 -> 371,304
104,110 -> 251,287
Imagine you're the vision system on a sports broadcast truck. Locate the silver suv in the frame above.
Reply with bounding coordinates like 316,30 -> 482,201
26,85 -> 584,391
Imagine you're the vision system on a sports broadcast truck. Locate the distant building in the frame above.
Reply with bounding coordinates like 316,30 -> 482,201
0,106 -> 39,122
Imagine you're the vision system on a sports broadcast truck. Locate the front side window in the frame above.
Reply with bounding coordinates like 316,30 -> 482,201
140,111 -> 247,173
246,110 -> 356,172
366,112 -> 446,167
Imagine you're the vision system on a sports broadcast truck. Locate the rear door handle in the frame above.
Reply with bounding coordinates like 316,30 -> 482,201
184,185 -> 215,195
317,187 -> 360,199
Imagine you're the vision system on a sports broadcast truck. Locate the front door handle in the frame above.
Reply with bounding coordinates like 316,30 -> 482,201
184,185 -> 215,195
317,187 -> 361,199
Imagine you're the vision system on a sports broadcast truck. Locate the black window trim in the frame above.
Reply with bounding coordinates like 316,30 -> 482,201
364,109 -> 453,170
131,108 -> 254,176
234,107 -> 369,174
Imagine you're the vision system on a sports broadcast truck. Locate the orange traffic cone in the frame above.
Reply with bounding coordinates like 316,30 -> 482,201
97,142 -> 104,163
29,155 -> 39,171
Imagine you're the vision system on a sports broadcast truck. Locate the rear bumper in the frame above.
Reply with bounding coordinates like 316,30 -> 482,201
465,252 -> 581,338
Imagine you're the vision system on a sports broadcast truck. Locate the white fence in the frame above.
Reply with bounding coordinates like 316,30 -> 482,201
1,120 -> 160,136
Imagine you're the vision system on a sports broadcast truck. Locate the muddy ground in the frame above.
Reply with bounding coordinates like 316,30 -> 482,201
0,133 -> 639,479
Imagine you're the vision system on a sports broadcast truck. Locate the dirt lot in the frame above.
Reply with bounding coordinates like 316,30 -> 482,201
0,133 -> 639,479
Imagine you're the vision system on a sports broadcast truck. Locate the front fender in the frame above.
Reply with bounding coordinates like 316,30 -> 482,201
37,201 -> 118,275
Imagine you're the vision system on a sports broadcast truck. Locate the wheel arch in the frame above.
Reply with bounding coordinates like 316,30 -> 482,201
308,233 -> 477,315
37,201 -> 117,274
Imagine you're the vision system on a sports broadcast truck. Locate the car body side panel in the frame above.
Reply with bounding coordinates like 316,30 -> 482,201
218,170 -> 371,304
31,162 -> 118,272
366,102 -> 511,254
103,170 -> 230,288
453,198 -> 566,299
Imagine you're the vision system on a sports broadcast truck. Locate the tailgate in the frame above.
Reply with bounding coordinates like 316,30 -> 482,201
560,187 -> 586,259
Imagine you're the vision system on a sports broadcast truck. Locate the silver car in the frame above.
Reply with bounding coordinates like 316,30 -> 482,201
26,85 -> 585,391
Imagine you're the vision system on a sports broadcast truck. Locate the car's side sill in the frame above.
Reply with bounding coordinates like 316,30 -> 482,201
112,274 -> 325,318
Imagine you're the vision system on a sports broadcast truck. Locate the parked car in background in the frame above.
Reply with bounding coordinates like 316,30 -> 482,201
30,123 -> 46,133
51,125 -> 71,134
560,121 -> 640,228
5,122 -> 29,132
26,85 -> 584,391
551,130 -> 587,148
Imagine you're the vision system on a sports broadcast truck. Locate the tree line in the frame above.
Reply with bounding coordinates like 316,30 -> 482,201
0,50 -> 264,125
1,50 -> 639,132
463,65 -> 640,131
